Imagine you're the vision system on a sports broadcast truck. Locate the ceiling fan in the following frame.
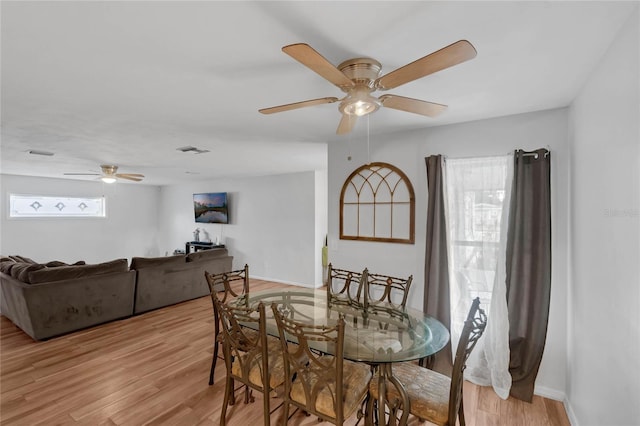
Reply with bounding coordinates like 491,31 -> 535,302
64,165 -> 144,183
259,40 -> 477,134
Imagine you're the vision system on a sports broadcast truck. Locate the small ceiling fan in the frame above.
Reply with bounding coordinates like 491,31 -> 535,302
259,40 -> 477,134
64,165 -> 144,183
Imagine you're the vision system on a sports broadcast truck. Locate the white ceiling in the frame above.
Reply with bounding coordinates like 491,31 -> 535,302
1,1 -> 636,185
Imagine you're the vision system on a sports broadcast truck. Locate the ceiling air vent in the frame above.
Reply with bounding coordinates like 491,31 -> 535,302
28,150 -> 54,156
176,146 -> 210,154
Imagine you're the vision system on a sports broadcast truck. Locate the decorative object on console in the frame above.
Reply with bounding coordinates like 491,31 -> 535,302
340,162 -> 415,244
193,192 -> 228,224
185,241 -> 225,254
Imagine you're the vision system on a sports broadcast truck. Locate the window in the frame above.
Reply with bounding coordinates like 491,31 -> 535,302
9,194 -> 106,218
340,162 -> 415,244
444,155 -> 513,396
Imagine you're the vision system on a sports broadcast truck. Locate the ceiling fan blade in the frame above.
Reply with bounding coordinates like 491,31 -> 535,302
259,97 -> 339,114
376,40 -> 477,90
379,94 -> 447,117
282,43 -> 355,90
115,174 -> 143,182
116,173 -> 144,178
336,114 -> 357,135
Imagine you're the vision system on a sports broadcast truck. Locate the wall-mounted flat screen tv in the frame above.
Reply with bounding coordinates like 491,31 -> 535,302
193,192 -> 228,224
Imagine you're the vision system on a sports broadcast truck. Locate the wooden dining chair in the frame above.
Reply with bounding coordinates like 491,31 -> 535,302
271,302 -> 372,425
364,270 -> 413,309
214,297 -> 285,426
204,264 -> 250,385
368,297 -> 487,426
327,263 -> 367,307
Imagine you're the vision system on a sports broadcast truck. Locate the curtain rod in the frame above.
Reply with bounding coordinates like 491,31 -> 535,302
518,149 -> 550,159
440,148 -> 550,161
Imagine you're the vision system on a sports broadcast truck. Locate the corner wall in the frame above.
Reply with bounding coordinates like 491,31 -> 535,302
157,171 -> 325,287
567,8 -> 639,425
327,108 -> 570,399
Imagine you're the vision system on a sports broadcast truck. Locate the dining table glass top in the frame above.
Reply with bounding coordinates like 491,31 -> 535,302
233,288 -> 449,364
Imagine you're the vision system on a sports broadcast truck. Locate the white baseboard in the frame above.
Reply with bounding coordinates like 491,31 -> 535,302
534,386 -> 578,425
563,399 -> 579,426
534,385 -> 566,402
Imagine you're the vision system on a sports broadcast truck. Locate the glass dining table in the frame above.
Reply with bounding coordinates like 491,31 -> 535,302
231,288 -> 450,425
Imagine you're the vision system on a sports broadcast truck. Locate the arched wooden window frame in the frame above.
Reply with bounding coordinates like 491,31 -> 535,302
340,162 -> 415,244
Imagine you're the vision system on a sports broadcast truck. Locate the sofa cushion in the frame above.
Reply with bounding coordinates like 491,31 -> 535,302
10,262 -> 46,282
8,255 -> 36,264
13,255 -> 36,264
130,255 -> 185,270
27,258 -> 129,284
9,262 -> 28,278
0,257 -> 17,274
44,260 -> 87,267
186,248 -> 228,263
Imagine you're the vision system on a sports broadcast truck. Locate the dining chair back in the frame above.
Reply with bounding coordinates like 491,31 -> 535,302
364,270 -> 413,309
214,297 -> 285,426
368,297 -> 487,426
204,264 -> 250,385
447,297 -> 487,424
271,303 -> 372,425
327,263 -> 367,307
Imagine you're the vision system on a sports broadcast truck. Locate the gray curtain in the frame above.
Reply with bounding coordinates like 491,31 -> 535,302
424,155 -> 453,374
505,148 -> 552,402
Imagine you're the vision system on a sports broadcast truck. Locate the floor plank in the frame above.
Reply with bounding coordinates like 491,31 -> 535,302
1,279 -> 570,425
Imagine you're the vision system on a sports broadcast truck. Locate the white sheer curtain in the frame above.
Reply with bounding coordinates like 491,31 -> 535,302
443,154 -> 513,399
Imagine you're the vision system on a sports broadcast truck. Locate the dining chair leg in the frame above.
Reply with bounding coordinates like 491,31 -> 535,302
262,388 -> 271,426
459,396 -> 466,426
208,344 -> 217,385
220,374 -> 233,426
281,401 -> 290,426
366,391 -> 376,425
210,321 -> 222,385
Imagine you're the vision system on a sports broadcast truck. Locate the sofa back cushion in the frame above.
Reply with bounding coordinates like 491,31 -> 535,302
0,257 -> 17,274
27,258 -> 129,284
10,262 -> 46,282
130,255 -> 185,270
186,248 -> 228,263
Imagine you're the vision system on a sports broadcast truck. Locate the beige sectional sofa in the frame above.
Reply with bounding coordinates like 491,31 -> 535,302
0,249 -> 232,340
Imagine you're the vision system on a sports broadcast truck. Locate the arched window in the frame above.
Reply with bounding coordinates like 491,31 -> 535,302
340,162 -> 415,244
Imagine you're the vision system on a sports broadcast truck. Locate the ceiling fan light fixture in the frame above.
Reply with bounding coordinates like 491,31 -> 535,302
339,87 -> 381,117
101,176 -> 117,184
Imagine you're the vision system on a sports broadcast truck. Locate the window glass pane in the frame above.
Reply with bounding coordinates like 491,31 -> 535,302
9,194 -> 106,218
445,156 -> 508,340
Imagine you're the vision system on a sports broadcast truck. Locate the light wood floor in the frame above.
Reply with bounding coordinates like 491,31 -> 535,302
0,279 -> 571,425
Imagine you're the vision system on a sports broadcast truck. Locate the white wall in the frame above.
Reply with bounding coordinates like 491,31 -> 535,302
157,171 -> 325,287
567,8 -> 639,426
314,169 -> 328,285
0,174 -> 161,263
328,108 -> 570,399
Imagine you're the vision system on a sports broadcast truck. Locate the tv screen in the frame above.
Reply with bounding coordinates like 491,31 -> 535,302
193,192 -> 228,224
